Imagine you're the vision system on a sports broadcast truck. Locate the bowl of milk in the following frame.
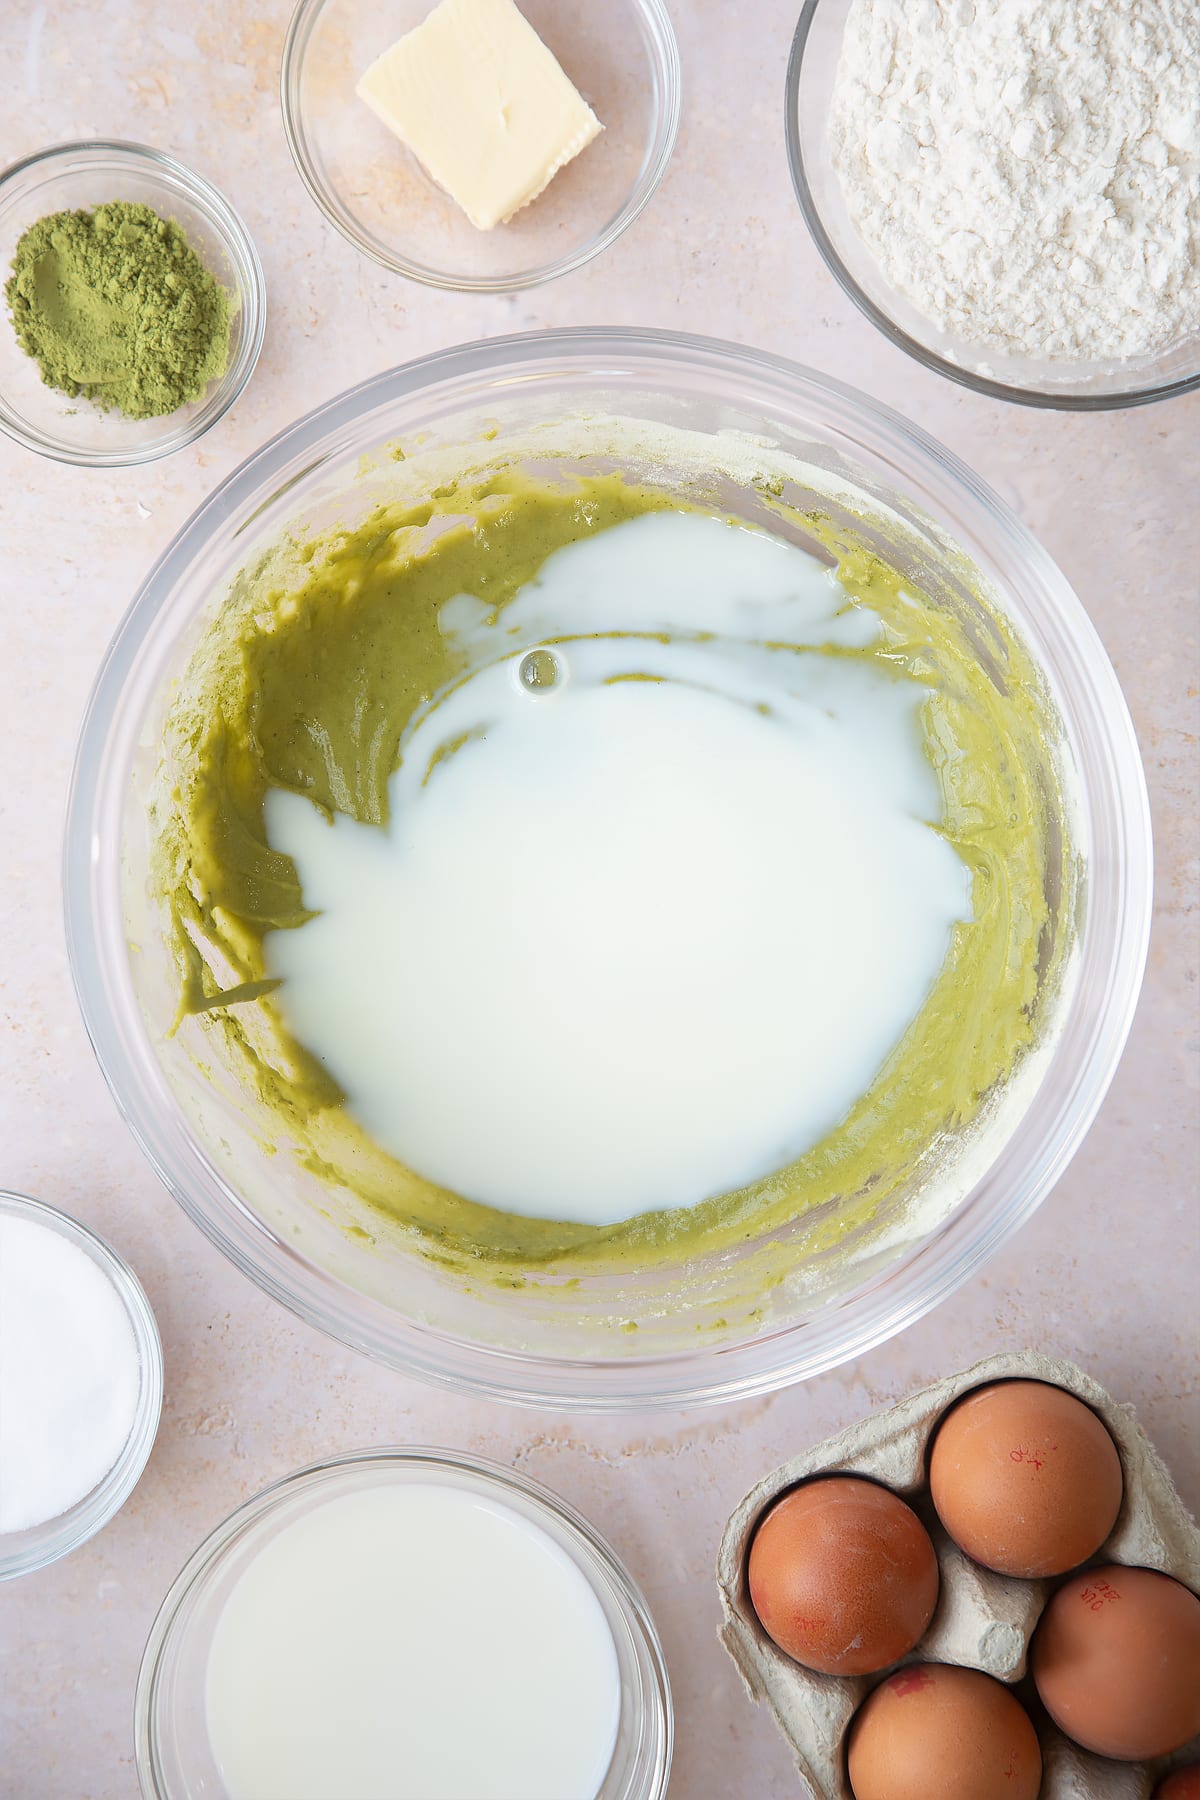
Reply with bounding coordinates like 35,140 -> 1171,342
135,1447 -> 671,1800
64,329 -> 1152,1408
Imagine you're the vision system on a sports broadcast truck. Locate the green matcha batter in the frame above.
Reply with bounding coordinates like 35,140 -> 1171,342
152,467 -> 1063,1278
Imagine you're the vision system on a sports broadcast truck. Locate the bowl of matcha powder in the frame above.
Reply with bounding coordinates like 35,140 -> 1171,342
0,141 -> 264,466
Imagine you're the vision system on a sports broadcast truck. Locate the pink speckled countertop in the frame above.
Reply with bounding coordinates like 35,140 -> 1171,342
1,4 -> 1197,1797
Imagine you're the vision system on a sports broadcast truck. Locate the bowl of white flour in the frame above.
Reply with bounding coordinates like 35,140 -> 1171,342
786,0 -> 1200,407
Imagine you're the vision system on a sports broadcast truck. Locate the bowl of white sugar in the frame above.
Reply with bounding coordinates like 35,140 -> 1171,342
786,0 -> 1200,407
0,1191 -> 163,1580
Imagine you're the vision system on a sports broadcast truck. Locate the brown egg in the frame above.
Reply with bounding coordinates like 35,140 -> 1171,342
928,1379 -> 1123,1577
747,1477 -> 938,1676
1032,1565 -> 1200,1758
846,1663 -> 1042,1800
1155,1771 -> 1200,1800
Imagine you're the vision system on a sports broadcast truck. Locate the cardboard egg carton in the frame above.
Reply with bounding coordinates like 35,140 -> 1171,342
717,1352 -> 1200,1798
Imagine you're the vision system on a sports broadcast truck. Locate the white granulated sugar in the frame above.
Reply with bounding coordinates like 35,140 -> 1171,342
0,1215 -> 141,1534
830,0 -> 1200,364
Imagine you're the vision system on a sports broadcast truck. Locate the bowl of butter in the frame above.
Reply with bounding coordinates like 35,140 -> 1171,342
281,0 -> 680,290
64,329 -> 1151,1410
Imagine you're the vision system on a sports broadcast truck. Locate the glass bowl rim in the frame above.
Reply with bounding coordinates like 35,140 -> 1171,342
0,137 -> 266,467
279,0 -> 682,292
0,1188 -> 164,1580
783,0 -> 1200,413
62,326 -> 1154,1412
133,1443 -> 673,1799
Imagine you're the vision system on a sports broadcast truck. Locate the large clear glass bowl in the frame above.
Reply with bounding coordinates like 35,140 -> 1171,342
63,329 -> 1152,1410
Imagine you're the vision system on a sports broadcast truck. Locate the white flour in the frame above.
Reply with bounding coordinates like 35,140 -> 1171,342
829,0 -> 1200,364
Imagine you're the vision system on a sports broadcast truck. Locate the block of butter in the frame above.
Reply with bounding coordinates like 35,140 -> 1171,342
356,0 -> 603,231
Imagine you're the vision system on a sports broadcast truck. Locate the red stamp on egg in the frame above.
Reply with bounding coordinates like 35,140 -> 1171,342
889,1668 -> 933,1696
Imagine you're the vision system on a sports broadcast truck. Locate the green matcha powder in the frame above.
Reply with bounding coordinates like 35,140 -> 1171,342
6,201 -> 232,420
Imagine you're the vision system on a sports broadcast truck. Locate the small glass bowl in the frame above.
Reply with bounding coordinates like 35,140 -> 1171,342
785,0 -> 1200,410
0,141 -> 265,466
281,0 -> 681,291
135,1447 -> 673,1799
0,1190 -> 163,1581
